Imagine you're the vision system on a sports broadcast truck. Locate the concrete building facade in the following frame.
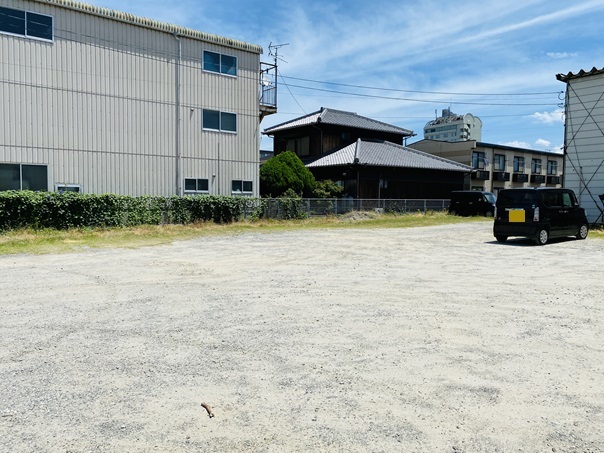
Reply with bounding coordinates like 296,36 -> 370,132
557,67 -> 604,224
0,0 -> 271,197
423,108 -> 482,142
410,139 -> 564,196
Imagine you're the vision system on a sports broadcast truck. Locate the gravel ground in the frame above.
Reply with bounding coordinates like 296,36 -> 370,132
1,221 -> 603,452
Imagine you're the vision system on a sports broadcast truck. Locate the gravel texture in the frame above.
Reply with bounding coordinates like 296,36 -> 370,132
1,221 -> 603,452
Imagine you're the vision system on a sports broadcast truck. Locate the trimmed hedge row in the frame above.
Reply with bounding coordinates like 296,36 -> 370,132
0,191 -> 262,231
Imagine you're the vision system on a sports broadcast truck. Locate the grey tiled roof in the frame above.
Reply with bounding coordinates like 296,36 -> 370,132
263,107 -> 413,136
307,139 -> 471,172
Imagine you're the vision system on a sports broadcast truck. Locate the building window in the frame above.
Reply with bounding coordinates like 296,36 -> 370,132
286,136 -> 310,157
494,154 -> 505,171
531,158 -> 542,174
184,178 -> 209,194
547,160 -> 558,175
472,151 -> 486,169
0,163 -> 48,191
55,184 -> 81,193
232,180 -> 253,195
202,109 -> 237,133
513,156 -> 525,173
0,7 -> 53,41
203,51 -> 237,76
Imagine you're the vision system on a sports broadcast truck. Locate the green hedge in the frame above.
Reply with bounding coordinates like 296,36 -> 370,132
0,191 -> 259,231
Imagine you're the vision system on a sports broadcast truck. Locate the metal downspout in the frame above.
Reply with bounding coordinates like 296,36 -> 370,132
562,88 -> 569,190
354,138 -> 361,199
174,33 -> 183,196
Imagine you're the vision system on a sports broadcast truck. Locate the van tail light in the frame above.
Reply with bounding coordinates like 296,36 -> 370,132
533,207 -> 540,222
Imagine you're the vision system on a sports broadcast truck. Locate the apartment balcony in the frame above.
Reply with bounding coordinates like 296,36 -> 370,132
512,173 -> 529,183
547,175 -> 561,185
530,174 -> 546,184
259,62 -> 277,121
471,170 -> 490,180
493,171 -> 510,181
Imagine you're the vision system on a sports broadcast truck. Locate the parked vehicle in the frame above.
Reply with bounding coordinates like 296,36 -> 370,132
449,191 -> 496,217
493,188 -> 589,245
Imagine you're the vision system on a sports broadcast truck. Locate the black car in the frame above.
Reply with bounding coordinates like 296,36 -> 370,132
493,188 -> 589,245
449,191 -> 496,217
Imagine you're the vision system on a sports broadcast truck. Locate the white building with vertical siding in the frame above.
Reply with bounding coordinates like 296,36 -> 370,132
557,67 -> 604,224
0,0 -> 270,197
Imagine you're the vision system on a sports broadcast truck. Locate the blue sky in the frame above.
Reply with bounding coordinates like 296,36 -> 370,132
88,0 -> 604,153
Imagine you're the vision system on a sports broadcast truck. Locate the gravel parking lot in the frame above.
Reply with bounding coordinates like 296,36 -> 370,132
1,221 -> 603,452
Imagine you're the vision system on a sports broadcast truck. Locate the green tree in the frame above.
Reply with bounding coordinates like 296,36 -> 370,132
312,179 -> 343,198
260,151 -> 316,197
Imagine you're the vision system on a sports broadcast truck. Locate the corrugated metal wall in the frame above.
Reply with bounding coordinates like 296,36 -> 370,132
564,73 -> 604,223
0,0 -> 261,196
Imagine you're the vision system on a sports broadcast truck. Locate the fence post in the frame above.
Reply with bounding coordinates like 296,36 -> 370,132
334,198 -> 338,215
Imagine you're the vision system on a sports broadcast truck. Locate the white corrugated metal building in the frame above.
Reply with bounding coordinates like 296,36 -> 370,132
1,0 -> 266,197
557,67 -> 604,224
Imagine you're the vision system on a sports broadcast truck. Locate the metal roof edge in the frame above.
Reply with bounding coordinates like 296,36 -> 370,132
556,67 -> 604,83
262,109 -> 323,134
476,142 -> 562,155
31,0 -> 263,53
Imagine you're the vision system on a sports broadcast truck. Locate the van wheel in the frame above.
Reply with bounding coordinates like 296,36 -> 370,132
577,223 -> 589,240
535,228 -> 548,245
495,235 -> 507,243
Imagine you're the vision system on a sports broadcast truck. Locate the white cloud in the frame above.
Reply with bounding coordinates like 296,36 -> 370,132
531,108 -> 565,124
500,140 -> 532,149
546,52 -> 578,59
535,138 -> 551,148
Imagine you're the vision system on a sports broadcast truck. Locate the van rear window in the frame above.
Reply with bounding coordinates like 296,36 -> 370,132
497,190 -> 537,207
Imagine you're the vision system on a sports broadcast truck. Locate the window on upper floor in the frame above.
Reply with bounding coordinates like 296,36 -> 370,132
0,6 -> 53,41
203,50 -> 237,76
494,154 -> 505,171
513,156 -> 525,173
472,151 -> 486,169
202,109 -> 237,133
547,160 -> 558,175
531,158 -> 542,174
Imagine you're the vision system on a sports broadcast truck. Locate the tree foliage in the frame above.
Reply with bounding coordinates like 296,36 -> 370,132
313,179 -> 343,198
260,151 -> 316,197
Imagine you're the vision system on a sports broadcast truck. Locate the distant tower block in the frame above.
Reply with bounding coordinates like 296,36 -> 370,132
424,108 -> 482,142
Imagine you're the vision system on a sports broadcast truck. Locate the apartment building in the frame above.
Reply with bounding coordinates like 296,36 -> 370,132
410,140 -> 563,196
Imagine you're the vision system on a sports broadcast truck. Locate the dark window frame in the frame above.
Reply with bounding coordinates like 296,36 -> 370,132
184,178 -> 209,194
203,50 -> 237,76
202,109 -> 237,133
531,158 -> 542,174
547,160 -> 558,175
513,156 -> 525,173
0,6 -> 53,41
494,154 -> 506,171
231,179 -> 253,194
0,163 -> 48,191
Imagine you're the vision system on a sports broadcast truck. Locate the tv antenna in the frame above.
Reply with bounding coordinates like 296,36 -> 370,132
268,42 -> 289,66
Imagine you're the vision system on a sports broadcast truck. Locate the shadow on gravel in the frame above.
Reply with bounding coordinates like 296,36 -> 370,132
488,237 -> 580,247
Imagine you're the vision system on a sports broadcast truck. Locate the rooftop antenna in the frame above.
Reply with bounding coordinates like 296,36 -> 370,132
268,42 -> 289,66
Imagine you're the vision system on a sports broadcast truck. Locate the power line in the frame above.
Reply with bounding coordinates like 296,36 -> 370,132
282,84 -> 560,107
281,75 -> 562,97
